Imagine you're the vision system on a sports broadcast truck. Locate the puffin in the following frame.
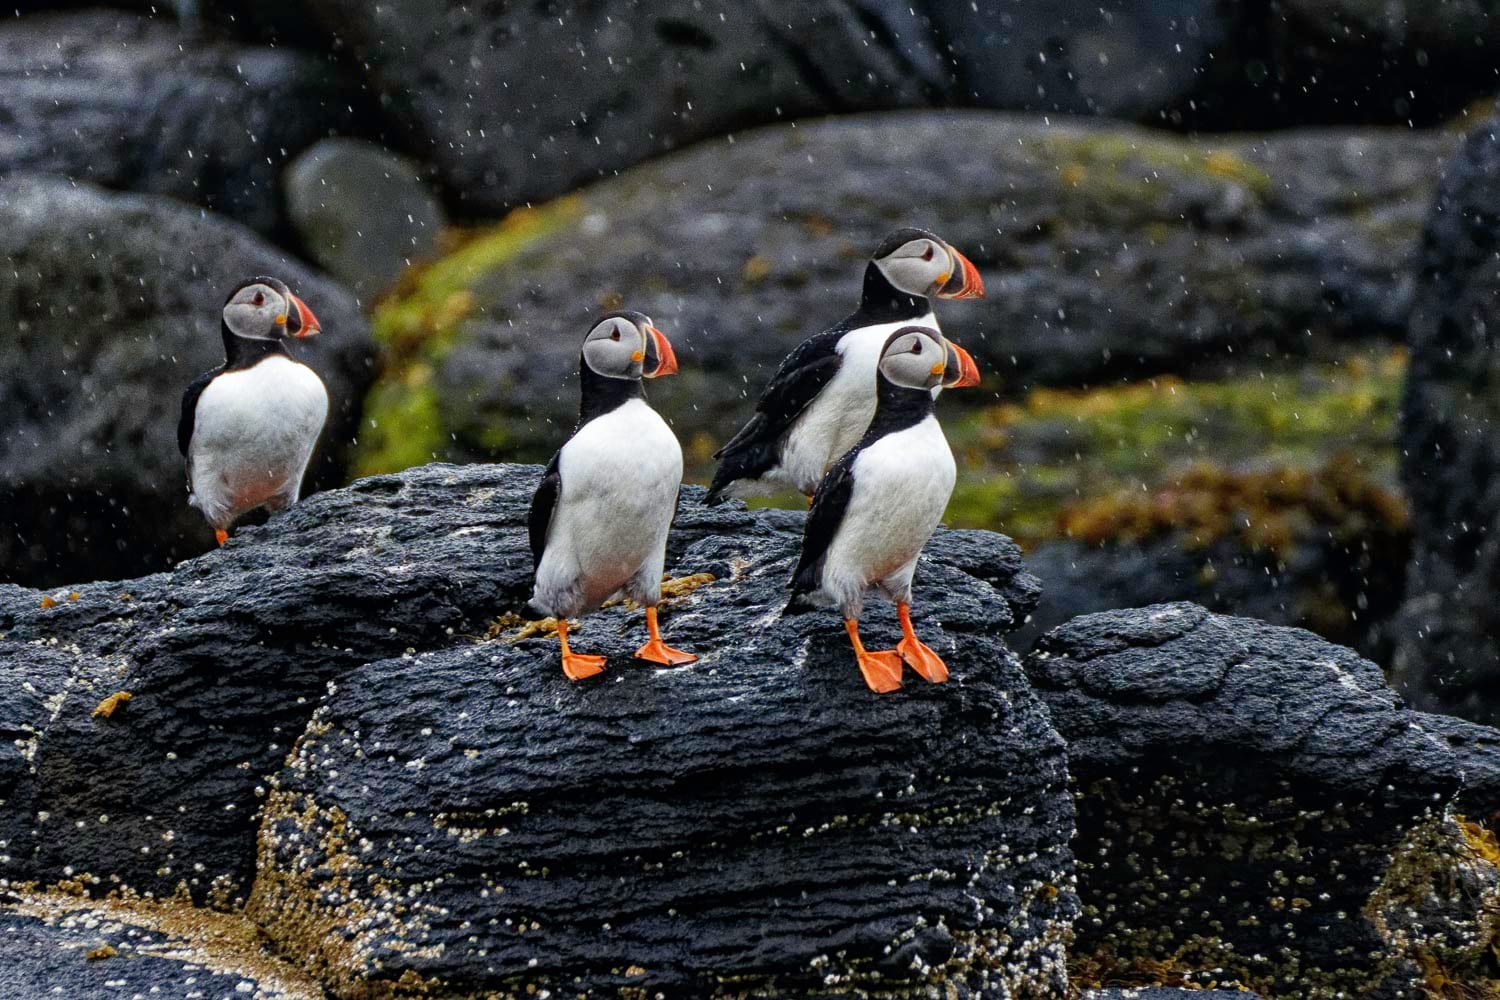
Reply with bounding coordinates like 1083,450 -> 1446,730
705,227 -> 982,504
785,326 -> 970,694
526,310 -> 696,680
178,276 -> 327,546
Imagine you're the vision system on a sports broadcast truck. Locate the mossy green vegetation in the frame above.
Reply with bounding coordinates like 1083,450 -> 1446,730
944,348 -> 1406,548
350,197 -> 582,478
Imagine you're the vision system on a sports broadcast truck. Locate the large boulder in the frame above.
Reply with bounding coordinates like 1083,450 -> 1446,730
352,111 -> 1453,478
248,522 -> 1072,997
283,138 -> 447,299
0,175 -> 375,588
0,9 -> 369,237
0,463 -> 1069,999
1026,603 -> 1499,998
297,1 -> 1494,215
1392,111 -> 1500,726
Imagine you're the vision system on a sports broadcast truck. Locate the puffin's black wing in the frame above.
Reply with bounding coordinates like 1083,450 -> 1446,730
707,328 -> 846,502
787,452 -> 857,604
177,369 -> 217,457
528,451 -> 563,571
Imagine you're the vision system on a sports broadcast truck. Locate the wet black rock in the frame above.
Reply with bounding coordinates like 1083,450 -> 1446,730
0,9 -> 368,237
0,462 -> 1068,999
1026,603 -> 1488,998
0,893 -> 321,999
1392,111 -> 1500,727
249,517 -> 1072,996
364,112 -> 1453,474
283,138 -> 447,299
0,175 -> 374,588
301,0 -> 946,216
1415,711 -> 1500,826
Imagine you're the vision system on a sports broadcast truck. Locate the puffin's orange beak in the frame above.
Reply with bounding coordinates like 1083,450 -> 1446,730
288,293 -> 322,337
943,341 -> 981,388
645,324 -> 678,378
938,247 -> 985,300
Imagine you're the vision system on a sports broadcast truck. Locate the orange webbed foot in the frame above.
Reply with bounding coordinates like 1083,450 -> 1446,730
214,529 -> 229,547
634,639 -> 697,666
856,649 -> 905,693
898,636 -> 949,684
561,651 -> 607,681
896,602 -> 948,684
635,606 -> 696,666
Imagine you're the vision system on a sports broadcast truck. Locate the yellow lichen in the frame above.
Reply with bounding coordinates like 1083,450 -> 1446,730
92,691 -> 132,719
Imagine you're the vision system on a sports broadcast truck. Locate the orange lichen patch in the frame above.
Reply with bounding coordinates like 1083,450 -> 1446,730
38,595 -> 57,609
85,943 -> 117,961
1057,455 -> 1408,557
92,691 -> 133,719
660,573 -> 716,600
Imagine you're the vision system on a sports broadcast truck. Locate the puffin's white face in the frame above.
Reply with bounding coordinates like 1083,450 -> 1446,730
222,278 -> 322,341
880,329 -> 948,390
582,313 -> 679,380
223,282 -> 290,341
873,233 -> 985,300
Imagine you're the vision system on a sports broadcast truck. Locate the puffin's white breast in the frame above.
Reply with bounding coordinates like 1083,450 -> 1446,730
779,312 -> 937,494
539,398 -> 683,608
189,354 -> 328,516
823,414 -> 956,586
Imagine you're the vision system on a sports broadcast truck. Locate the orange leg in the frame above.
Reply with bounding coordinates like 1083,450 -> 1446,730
557,619 -> 606,681
634,607 -> 697,666
846,618 -> 904,693
214,529 -> 230,547
896,602 -> 949,684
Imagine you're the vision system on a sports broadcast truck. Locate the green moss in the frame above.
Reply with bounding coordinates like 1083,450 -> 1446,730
1037,132 -> 1271,219
349,197 -> 582,477
944,348 -> 1406,544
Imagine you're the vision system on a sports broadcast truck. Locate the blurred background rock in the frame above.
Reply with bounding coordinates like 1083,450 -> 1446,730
3,1 -> 1500,721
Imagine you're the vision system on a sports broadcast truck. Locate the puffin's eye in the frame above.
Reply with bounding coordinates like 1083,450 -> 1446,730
609,325 -> 621,341
921,245 -> 935,262
911,341 -> 922,354
252,291 -> 265,307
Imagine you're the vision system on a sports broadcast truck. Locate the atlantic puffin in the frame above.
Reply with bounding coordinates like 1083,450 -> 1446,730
526,311 -> 696,680
785,326 -> 969,693
705,228 -> 982,504
178,276 -> 327,546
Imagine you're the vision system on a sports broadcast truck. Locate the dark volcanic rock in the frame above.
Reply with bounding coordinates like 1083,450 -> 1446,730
1415,711 -> 1500,826
249,525 -> 1072,996
283,138 -> 447,299
1392,111 -> 1500,726
0,10 -> 368,237
301,0 -> 946,216
0,893 -> 321,999
0,462 -> 1065,999
0,175 -> 374,588
1026,603 -> 1481,998
1083,991 -> 1265,1000
357,112 -> 1453,476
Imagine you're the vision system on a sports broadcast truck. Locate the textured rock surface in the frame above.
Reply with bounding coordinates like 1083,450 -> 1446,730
0,176 -> 374,588
0,892 -> 321,999
0,9 -> 367,237
0,462 -> 1069,1000
1082,991 -> 1265,1000
297,0 -> 1493,214
1416,711 -> 1500,825
249,523 -> 1073,996
302,0 -> 946,215
357,112 -> 1454,476
1393,111 -> 1500,726
284,138 -> 446,300
1027,603 -> 1483,998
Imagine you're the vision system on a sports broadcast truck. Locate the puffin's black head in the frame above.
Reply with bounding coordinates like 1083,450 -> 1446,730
581,310 -> 678,380
879,326 -> 956,391
870,228 -> 984,301
222,276 -> 323,341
